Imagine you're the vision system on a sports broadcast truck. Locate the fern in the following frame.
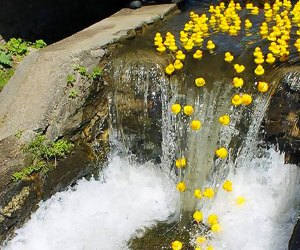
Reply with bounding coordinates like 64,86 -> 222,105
0,51 -> 12,67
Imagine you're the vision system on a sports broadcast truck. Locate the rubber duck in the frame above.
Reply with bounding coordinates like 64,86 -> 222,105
257,81 -> 269,92
174,60 -> 183,70
219,115 -> 230,125
207,214 -> 218,226
229,26 -> 238,35
183,105 -> 194,116
193,210 -> 203,223
184,39 -> 194,51
246,3 -> 253,10
194,189 -> 202,199
203,187 -> 215,198
234,64 -> 245,73
211,223 -> 222,232
166,64 -> 175,75
206,40 -> 216,50
175,157 -> 186,168
236,3 -> 242,11
242,94 -> 252,105
254,53 -> 264,64
245,19 -> 253,29
193,50 -> 203,60
267,32 -> 277,42
154,33 -> 163,45
224,52 -> 234,63
207,246 -> 214,250
176,182 -> 186,192
171,104 -> 181,114
191,120 -> 202,130
195,77 -> 206,87
169,42 -> 178,52
236,196 -> 246,205
266,53 -> 276,64
196,236 -> 206,245
232,94 -> 243,106
251,7 -> 259,15
215,147 -> 228,159
254,65 -> 265,75
172,240 -> 183,250
232,77 -> 243,88
156,43 -> 166,53
253,47 -> 262,57
223,180 -> 233,191
176,50 -> 186,61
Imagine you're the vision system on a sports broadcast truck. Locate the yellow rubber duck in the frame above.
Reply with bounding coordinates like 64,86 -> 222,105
224,52 -> 234,63
175,157 -> 186,168
242,94 -> 252,105
245,19 -> 253,29
223,180 -> 233,192
236,196 -> 246,205
166,64 -> 175,75
184,40 -> 194,52
203,187 -> 214,198
207,246 -> 214,250
156,43 -> 166,53
195,77 -> 206,87
215,147 -> 228,159
169,42 -> 178,52
172,240 -> 183,250
211,223 -> 222,232
171,104 -> 181,114
251,7 -> 259,15
232,77 -> 244,88
257,81 -> 269,92
183,105 -> 194,115
206,40 -> 216,50
174,60 -> 183,70
254,65 -> 265,76
228,26 -> 238,35
193,210 -> 203,223
176,50 -> 186,61
193,50 -> 203,60
234,64 -> 245,73
207,214 -> 218,226
232,94 -> 243,106
253,47 -> 262,57
177,182 -> 186,192
254,54 -> 264,64
194,189 -> 202,199
266,53 -> 276,64
219,115 -> 230,125
196,236 -> 206,245
191,120 -> 202,130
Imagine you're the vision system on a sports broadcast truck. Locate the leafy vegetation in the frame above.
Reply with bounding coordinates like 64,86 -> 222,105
90,67 -> 102,80
0,38 -> 47,91
74,65 -> 89,77
12,134 -> 74,182
66,74 -> 76,85
69,89 -> 78,98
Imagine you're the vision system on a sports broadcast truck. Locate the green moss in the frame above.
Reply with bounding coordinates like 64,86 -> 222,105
13,135 -> 74,181
0,68 -> 14,91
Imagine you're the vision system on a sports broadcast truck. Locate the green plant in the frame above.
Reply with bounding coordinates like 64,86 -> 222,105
12,161 -> 46,182
74,65 -> 89,77
0,68 -> 14,91
24,134 -> 47,159
0,51 -> 12,67
66,74 -> 76,85
69,88 -> 78,98
6,38 -> 29,56
15,130 -> 23,139
90,67 -> 102,80
32,39 -> 47,49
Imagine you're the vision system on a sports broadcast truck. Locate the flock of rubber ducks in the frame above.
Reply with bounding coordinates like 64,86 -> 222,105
153,0 -> 300,249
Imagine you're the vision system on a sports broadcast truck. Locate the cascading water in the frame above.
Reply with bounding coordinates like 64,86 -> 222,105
2,1 -> 300,250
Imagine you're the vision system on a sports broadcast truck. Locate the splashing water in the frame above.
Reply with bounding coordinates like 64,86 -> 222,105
3,157 -> 179,250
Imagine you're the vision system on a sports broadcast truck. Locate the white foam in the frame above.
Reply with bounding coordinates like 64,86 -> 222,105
200,148 -> 300,250
3,156 -> 179,250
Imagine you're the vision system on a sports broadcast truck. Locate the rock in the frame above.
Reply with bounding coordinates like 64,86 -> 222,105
130,1 -> 142,9
0,4 -> 178,244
